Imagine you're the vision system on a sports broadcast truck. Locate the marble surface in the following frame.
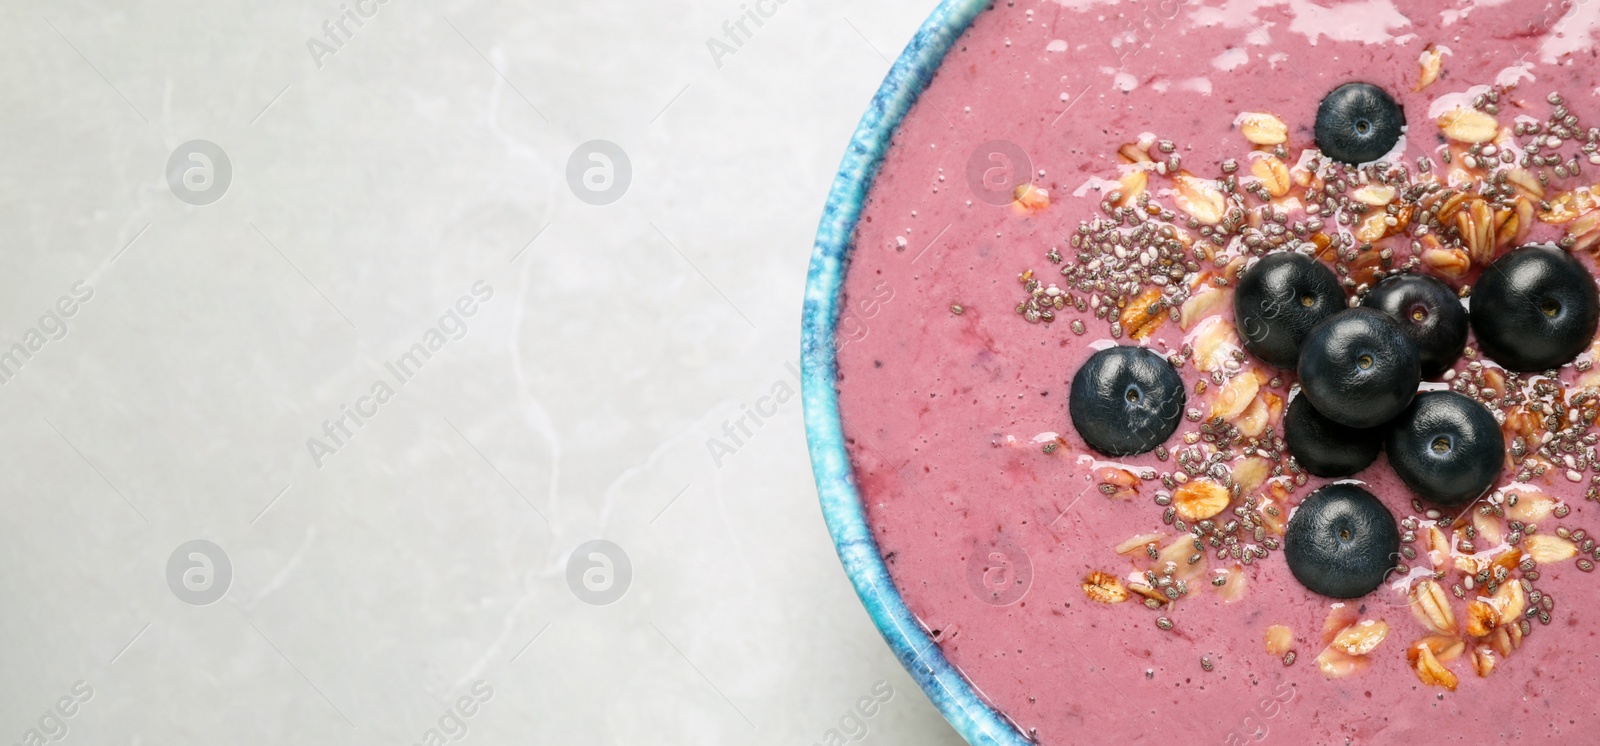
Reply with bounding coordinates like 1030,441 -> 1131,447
0,0 -> 965,743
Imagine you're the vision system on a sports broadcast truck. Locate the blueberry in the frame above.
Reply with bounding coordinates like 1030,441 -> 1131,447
1314,82 -> 1405,165
1385,391 -> 1505,506
1283,394 -> 1383,477
1069,346 -> 1184,457
1297,308 -> 1420,429
1361,273 -> 1468,379
1234,252 -> 1345,368
1470,244 -> 1600,372
1284,483 -> 1400,599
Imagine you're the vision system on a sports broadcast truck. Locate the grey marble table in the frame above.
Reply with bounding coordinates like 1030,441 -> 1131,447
0,0 -> 966,743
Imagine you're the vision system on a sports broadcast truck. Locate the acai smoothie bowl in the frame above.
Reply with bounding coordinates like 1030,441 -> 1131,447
803,0 -> 1600,743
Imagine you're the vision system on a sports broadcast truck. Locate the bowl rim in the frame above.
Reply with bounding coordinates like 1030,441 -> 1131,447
799,1 -> 1029,743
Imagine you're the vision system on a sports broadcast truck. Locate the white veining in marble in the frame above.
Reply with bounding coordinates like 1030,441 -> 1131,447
0,0 -> 965,743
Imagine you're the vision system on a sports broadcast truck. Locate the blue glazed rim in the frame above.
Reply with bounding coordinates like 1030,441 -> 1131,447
799,1 -> 1029,744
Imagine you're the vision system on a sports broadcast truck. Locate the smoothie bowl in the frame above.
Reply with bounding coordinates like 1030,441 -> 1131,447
803,0 -> 1600,744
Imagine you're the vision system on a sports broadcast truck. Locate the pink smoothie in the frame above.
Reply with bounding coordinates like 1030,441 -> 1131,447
836,1 -> 1600,743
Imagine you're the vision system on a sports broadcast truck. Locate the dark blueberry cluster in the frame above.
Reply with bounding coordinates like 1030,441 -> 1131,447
1232,241 -> 1600,597
1065,238 -> 1596,599
1058,82 -> 1600,603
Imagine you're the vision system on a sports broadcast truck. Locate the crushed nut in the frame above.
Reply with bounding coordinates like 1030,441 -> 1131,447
1505,490 -> 1557,523
1118,141 -> 1153,164
1215,564 -> 1247,602
1412,643 -> 1459,691
1322,604 -> 1361,643
1415,45 -> 1444,91
1192,317 -> 1241,372
1331,620 -> 1389,656
1082,571 -> 1129,604
1230,457 -> 1272,494
1524,533 -> 1579,564
1489,575 -> 1526,621
1178,286 -> 1226,331
1472,645 -> 1497,678
1119,286 -> 1168,341
1155,536 -> 1209,583
1351,184 -> 1397,207
1459,197 -> 1496,265
1237,112 -> 1289,145
1410,579 -> 1457,635
1095,467 -> 1141,500
1251,155 -> 1291,198
1425,526 -> 1452,569
1174,172 -> 1227,225
1114,532 -> 1168,556
1438,106 -> 1499,143
1538,186 -> 1600,224
1173,478 -> 1232,522
1465,600 -> 1500,638
1314,646 -> 1368,679
1489,626 -> 1514,658
1264,624 -> 1293,657
1409,635 -> 1466,664
1012,183 -> 1049,213
1116,170 -> 1148,205
1210,369 -> 1261,422
1127,577 -> 1169,606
